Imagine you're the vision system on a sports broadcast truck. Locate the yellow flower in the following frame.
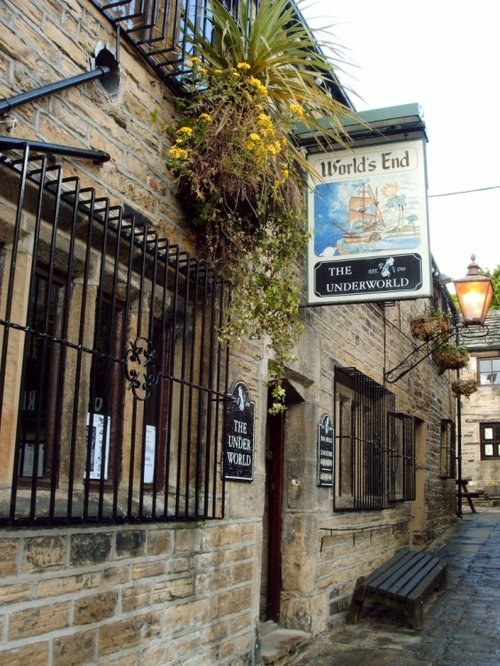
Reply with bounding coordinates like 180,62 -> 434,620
248,77 -> 268,97
168,146 -> 189,160
289,103 -> 304,118
257,113 -> 275,137
237,62 -> 251,70
176,137 -> 184,144
249,133 -> 262,142
177,126 -> 193,137
213,69 -> 223,75
198,113 -> 212,123
267,143 -> 278,155
187,56 -> 200,67
281,168 -> 289,180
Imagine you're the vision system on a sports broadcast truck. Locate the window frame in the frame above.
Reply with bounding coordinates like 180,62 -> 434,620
480,422 -> 500,460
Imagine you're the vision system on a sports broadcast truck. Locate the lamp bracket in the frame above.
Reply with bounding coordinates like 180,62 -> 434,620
385,321 -> 490,383
385,328 -> 454,384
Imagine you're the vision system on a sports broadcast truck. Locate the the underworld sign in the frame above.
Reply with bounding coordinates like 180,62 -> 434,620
317,414 -> 334,487
307,139 -> 432,305
223,381 -> 254,482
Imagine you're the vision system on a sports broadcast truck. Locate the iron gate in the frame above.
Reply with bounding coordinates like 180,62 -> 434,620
0,146 -> 229,526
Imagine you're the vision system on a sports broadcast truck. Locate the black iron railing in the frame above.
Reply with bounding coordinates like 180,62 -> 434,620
0,145 -> 229,526
334,367 -> 414,511
91,0 -> 247,88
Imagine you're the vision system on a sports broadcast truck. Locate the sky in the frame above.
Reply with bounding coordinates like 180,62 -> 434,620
302,0 -> 500,280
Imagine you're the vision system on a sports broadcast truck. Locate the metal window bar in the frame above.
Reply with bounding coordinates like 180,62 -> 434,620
89,0 -> 351,104
387,412 -> 415,502
334,367 -> 395,511
0,145 -> 229,526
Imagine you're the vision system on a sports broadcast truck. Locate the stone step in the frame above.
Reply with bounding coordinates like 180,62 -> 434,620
260,625 -> 311,665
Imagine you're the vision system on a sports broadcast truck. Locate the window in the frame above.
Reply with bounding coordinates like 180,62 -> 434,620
439,419 -> 456,478
477,357 -> 500,385
387,413 -> 415,502
334,367 -> 415,511
18,270 -> 66,480
480,423 -> 500,460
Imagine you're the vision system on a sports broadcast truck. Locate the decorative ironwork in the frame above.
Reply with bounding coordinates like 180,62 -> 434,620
0,144 -> 229,527
125,336 -> 160,400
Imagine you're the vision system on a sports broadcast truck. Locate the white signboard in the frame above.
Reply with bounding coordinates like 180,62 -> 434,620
86,413 -> 110,480
307,139 -> 432,304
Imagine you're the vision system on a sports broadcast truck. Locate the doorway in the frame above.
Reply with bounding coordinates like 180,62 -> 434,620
262,407 -> 285,621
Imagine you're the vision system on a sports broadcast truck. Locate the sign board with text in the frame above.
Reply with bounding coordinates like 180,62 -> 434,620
223,381 -> 255,482
317,414 -> 334,487
307,139 -> 432,305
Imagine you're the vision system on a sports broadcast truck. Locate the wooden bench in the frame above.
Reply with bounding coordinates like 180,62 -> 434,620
346,548 -> 447,630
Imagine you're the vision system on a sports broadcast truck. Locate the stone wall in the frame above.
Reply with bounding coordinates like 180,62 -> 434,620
0,521 -> 258,665
461,355 -> 500,492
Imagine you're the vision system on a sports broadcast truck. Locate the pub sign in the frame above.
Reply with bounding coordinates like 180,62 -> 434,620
223,381 -> 254,482
317,414 -> 334,487
307,139 -> 432,305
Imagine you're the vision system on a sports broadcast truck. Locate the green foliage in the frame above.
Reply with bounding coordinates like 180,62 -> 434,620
485,265 -> 500,309
159,0 -> 356,411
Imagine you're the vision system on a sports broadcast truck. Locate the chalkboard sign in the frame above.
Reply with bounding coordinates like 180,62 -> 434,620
317,414 -> 334,487
223,381 -> 254,482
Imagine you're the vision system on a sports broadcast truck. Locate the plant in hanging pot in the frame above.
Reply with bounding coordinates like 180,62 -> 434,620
156,0 -> 360,413
409,309 -> 451,341
432,342 -> 469,371
451,378 -> 478,397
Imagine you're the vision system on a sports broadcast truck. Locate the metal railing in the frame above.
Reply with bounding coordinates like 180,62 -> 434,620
91,0 -> 248,88
334,367 -> 415,511
0,145 -> 229,526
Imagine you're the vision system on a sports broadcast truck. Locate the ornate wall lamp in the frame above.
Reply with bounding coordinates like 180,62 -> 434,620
385,255 -> 495,519
385,255 -> 494,384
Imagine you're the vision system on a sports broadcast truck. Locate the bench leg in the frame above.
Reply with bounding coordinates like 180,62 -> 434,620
346,577 -> 366,625
407,598 -> 424,631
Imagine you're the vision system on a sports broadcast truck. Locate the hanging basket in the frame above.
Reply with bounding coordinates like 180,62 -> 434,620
409,314 -> 450,341
451,378 -> 477,397
432,343 -> 469,370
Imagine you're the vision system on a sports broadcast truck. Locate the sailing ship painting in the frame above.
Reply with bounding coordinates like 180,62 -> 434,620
313,179 -> 422,258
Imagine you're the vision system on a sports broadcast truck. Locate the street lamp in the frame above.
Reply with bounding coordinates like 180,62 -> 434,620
453,255 -> 494,518
454,254 -> 494,326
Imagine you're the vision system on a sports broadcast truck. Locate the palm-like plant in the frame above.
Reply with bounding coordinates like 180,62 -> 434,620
164,0 -> 357,411
191,0 -> 358,160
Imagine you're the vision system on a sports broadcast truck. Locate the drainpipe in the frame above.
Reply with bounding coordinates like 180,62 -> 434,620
0,66 -> 113,116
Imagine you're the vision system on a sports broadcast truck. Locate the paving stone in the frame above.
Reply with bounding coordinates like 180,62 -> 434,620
289,509 -> 500,666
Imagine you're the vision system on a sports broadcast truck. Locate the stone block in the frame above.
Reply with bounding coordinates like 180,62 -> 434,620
23,535 -> 66,573
0,642 -> 48,666
152,576 -> 194,603
147,529 -> 172,556
121,584 -> 151,613
0,582 -> 31,606
9,601 -> 70,639
116,530 -> 145,558
131,560 -> 165,580
53,630 -> 96,666
36,572 -> 100,599
70,533 -> 112,567
74,591 -> 118,625
0,540 -> 16,575
98,612 -> 161,655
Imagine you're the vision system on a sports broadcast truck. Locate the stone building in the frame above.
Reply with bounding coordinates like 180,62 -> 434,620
0,2 -> 457,664
460,309 -> 500,495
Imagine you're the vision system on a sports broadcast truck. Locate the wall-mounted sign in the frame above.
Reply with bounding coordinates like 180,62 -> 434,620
317,414 -> 334,487
307,139 -> 432,305
223,381 -> 255,482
